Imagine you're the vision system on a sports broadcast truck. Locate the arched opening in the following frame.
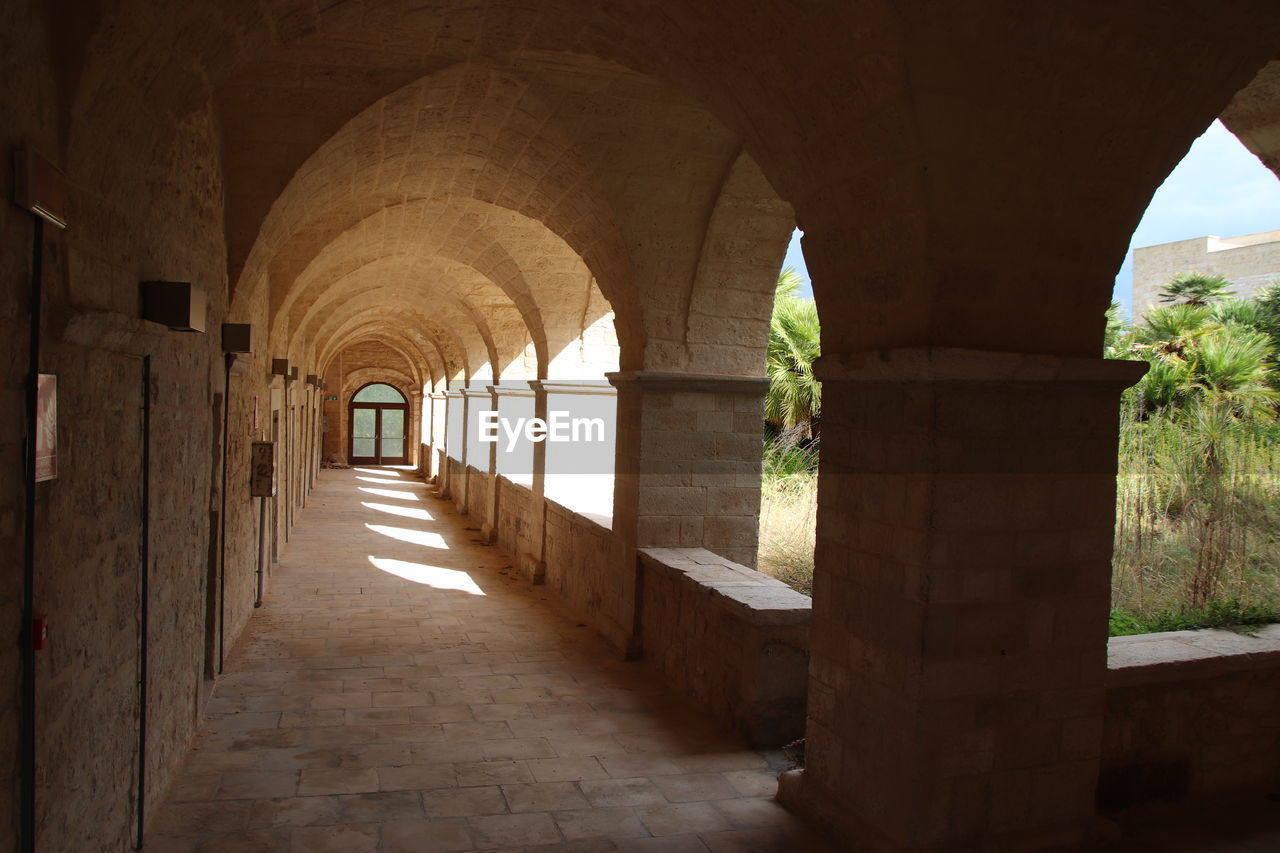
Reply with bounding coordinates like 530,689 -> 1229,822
348,382 -> 409,465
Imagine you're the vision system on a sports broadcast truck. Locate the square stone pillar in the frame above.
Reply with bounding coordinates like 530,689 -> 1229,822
460,387 -> 493,516
493,382 -> 545,583
429,392 -> 446,482
440,390 -> 463,500
779,348 -> 1146,853
607,371 -> 768,656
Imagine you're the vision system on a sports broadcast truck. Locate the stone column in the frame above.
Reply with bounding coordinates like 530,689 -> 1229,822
607,371 -> 768,656
408,388 -> 423,472
779,348 -> 1146,853
440,390 -> 463,500
488,383 -> 541,578
460,387 -> 493,516
429,392 -> 446,482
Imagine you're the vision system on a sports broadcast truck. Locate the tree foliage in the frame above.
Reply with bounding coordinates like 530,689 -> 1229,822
765,267 -> 821,436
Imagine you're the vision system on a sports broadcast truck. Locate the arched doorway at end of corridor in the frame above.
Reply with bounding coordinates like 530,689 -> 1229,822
349,382 -> 409,465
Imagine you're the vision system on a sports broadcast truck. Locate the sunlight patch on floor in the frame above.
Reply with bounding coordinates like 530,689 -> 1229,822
366,523 -> 447,549
353,467 -> 400,476
361,501 -> 432,520
356,475 -> 406,485
358,486 -> 420,501
367,556 -> 485,595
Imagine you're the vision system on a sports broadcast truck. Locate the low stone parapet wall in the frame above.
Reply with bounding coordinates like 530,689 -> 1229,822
1100,626 -> 1280,809
495,476 -> 535,565
638,547 -> 811,747
543,499 -> 629,650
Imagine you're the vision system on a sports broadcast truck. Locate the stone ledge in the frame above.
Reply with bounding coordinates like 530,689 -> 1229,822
639,547 -> 812,627
606,371 -> 769,394
1107,624 -> 1280,687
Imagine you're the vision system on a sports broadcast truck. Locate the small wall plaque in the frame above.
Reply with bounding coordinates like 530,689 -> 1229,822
250,441 -> 277,497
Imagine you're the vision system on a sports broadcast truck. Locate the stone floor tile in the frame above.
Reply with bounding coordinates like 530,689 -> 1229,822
552,807 -> 649,841
150,800 -> 252,835
379,763 -> 457,791
599,755 -> 684,779
247,795 -> 344,828
468,812 -> 563,848
193,828 -> 290,852
614,836 -> 710,853
217,771 -> 300,800
578,778 -> 668,808
289,823 -> 379,852
424,786 -> 509,818
502,782 -> 591,813
297,768 -> 379,795
712,797 -> 793,829
649,774 -> 739,803
335,791 -> 423,823
637,803 -> 732,836
455,760 -> 535,787
526,757 -> 610,783
382,818 -> 476,852
720,769 -> 779,798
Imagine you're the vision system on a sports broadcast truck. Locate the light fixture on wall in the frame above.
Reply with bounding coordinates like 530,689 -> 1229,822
221,324 -> 252,354
141,281 -> 207,332
13,146 -> 68,229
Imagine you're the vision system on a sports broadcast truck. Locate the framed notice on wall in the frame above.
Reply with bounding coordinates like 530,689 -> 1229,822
250,441 -> 277,497
35,374 -> 57,482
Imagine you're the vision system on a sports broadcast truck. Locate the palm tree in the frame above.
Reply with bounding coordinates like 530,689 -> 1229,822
765,267 -> 821,437
1158,271 -> 1235,307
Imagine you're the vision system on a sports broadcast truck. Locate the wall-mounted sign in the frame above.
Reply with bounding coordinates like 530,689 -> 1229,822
35,373 -> 56,482
250,441 -> 277,497
326,395 -> 338,401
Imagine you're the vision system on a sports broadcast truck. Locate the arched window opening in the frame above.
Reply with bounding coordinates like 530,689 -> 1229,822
1108,119 -> 1280,636
349,383 -> 409,465
757,230 -> 820,595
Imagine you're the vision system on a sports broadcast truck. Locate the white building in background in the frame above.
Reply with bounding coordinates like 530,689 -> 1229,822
1132,229 -> 1280,317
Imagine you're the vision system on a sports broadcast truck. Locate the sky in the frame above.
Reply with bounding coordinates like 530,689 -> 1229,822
781,119 -> 1280,314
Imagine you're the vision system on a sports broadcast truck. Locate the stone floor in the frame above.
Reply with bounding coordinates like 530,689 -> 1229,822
147,467 -> 831,853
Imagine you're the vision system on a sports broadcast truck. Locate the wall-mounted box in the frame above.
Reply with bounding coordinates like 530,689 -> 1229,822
222,323 -> 252,354
271,359 -> 290,376
249,441 -> 277,497
141,281 -> 207,332
306,374 -> 318,386
14,147 -> 68,229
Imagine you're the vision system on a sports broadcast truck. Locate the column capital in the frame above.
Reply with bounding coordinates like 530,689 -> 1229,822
606,371 -> 769,395
487,383 -> 536,399
531,379 -> 616,397
815,347 -> 1148,387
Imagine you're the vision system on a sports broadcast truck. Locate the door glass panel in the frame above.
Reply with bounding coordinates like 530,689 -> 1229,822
352,438 -> 376,457
381,409 -> 404,439
353,408 -> 376,438
381,408 -> 405,459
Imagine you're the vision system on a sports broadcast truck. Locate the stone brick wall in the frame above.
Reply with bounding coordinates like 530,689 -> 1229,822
543,501 -> 628,651
638,548 -> 811,747
465,467 -> 492,527
495,477 -> 536,563
1133,231 -> 1280,316
1100,628 -> 1280,809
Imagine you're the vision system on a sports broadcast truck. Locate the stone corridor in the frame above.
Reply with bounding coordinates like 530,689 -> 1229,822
146,468 -> 828,853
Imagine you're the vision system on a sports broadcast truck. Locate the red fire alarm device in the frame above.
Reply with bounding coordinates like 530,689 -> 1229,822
32,614 -> 49,651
